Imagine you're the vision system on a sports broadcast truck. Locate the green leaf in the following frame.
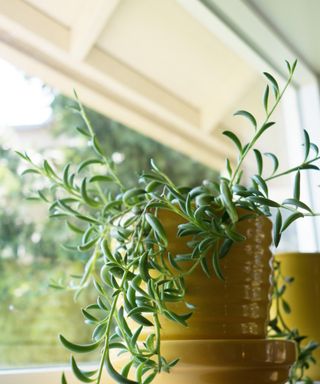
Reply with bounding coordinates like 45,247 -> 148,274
80,178 -> 100,207
200,257 -> 210,278
127,306 -> 155,317
163,310 -> 192,326
226,159 -> 232,178
281,212 -> 304,232
106,356 -> 138,384
145,180 -> 162,192
249,196 -> 279,207
282,198 -> 312,213
61,373 -> 68,384
118,307 -> 132,337
282,299 -> 291,314
71,356 -> 96,382
225,227 -> 246,242
101,239 -> 116,263
285,60 -> 291,74
253,149 -> 263,176
234,110 -> 257,129
219,239 -> 233,258
131,325 -> 143,347
303,129 -> 311,161
256,122 -> 275,140
81,308 -> 98,323
291,59 -> 297,73
263,72 -> 279,98
91,135 -> 104,157
212,251 -> 224,280
121,362 -> 133,379
273,209 -> 282,247
76,126 -> 91,137
43,160 -> 58,178
263,85 -> 269,113
143,371 -> 157,384
139,252 -> 151,282
167,252 -> 182,271
77,158 -> 104,173
38,190 -> 49,202
89,175 -> 114,183
59,335 -> 100,353
78,236 -> 98,252
21,168 -> 41,176
220,180 -> 238,223
15,150 -> 29,161
300,164 -> 319,171
123,188 -> 146,206
75,214 -> 101,225
67,221 -> 84,234
264,152 -> 279,175
62,163 -> 71,188
145,213 -> 168,246
310,143 -> 319,157
222,131 -> 242,152
130,312 -> 153,327
92,323 -> 107,341
252,174 -> 268,196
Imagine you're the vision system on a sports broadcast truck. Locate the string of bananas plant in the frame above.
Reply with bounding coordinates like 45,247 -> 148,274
269,260 -> 320,384
18,60 -> 320,383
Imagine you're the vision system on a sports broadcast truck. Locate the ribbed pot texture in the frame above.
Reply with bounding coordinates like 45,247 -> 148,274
157,209 -> 273,339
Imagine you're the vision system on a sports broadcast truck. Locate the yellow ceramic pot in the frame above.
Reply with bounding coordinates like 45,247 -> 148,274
110,339 -> 296,384
275,252 -> 320,379
156,209 -> 273,339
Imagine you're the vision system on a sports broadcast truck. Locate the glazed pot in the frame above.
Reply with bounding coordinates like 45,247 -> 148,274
157,209 -> 273,340
153,340 -> 296,384
111,339 -> 296,384
111,210 -> 296,384
275,252 -> 320,380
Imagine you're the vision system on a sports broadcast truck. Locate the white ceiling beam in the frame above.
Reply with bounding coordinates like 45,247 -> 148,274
0,0 -> 237,169
0,37 -> 234,170
0,0 -> 199,129
70,0 -> 121,60
0,0 -> 68,53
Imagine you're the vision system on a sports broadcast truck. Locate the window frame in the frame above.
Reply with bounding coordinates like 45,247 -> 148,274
2,0 -> 320,382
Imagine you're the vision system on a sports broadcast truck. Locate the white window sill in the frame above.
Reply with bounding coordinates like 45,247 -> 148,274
0,366 -> 103,384
1,368 -> 319,384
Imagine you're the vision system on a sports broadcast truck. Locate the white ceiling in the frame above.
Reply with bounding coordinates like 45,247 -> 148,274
2,0 -> 309,172
246,0 -> 320,74
24,0 -> 79,28
98,0 -> 256,121
0,0 -> 264,170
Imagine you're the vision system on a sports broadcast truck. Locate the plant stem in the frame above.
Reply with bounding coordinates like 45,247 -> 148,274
230,72 -> 294,186
96,271 -> 128,384
153,313 -> 162,372
265,156 -> 320,181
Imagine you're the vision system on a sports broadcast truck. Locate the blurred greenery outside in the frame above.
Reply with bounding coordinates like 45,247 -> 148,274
0,93 -> 217,367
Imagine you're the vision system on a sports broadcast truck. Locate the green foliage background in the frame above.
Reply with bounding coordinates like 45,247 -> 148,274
0,93 -> 217,367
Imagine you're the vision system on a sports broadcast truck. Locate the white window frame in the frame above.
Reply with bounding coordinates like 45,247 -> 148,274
1,1 -> 320,383
179,0 -> 320,251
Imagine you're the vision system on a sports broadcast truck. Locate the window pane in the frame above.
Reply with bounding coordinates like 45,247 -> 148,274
0,63 -> 217,369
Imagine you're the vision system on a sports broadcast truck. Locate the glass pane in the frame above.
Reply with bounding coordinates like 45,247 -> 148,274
0,59 -> 217,369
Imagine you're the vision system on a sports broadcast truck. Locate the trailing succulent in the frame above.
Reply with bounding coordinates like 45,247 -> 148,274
270,260 -> 320,384
18,60 -> 319,384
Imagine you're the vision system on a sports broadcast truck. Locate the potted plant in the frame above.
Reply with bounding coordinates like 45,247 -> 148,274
18,60 -> 318,383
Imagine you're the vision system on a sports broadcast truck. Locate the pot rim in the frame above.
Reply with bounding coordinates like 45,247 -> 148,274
161,339 -> 296,366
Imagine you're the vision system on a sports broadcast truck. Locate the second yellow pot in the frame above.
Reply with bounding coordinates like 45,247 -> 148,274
275,252 -> 320,379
